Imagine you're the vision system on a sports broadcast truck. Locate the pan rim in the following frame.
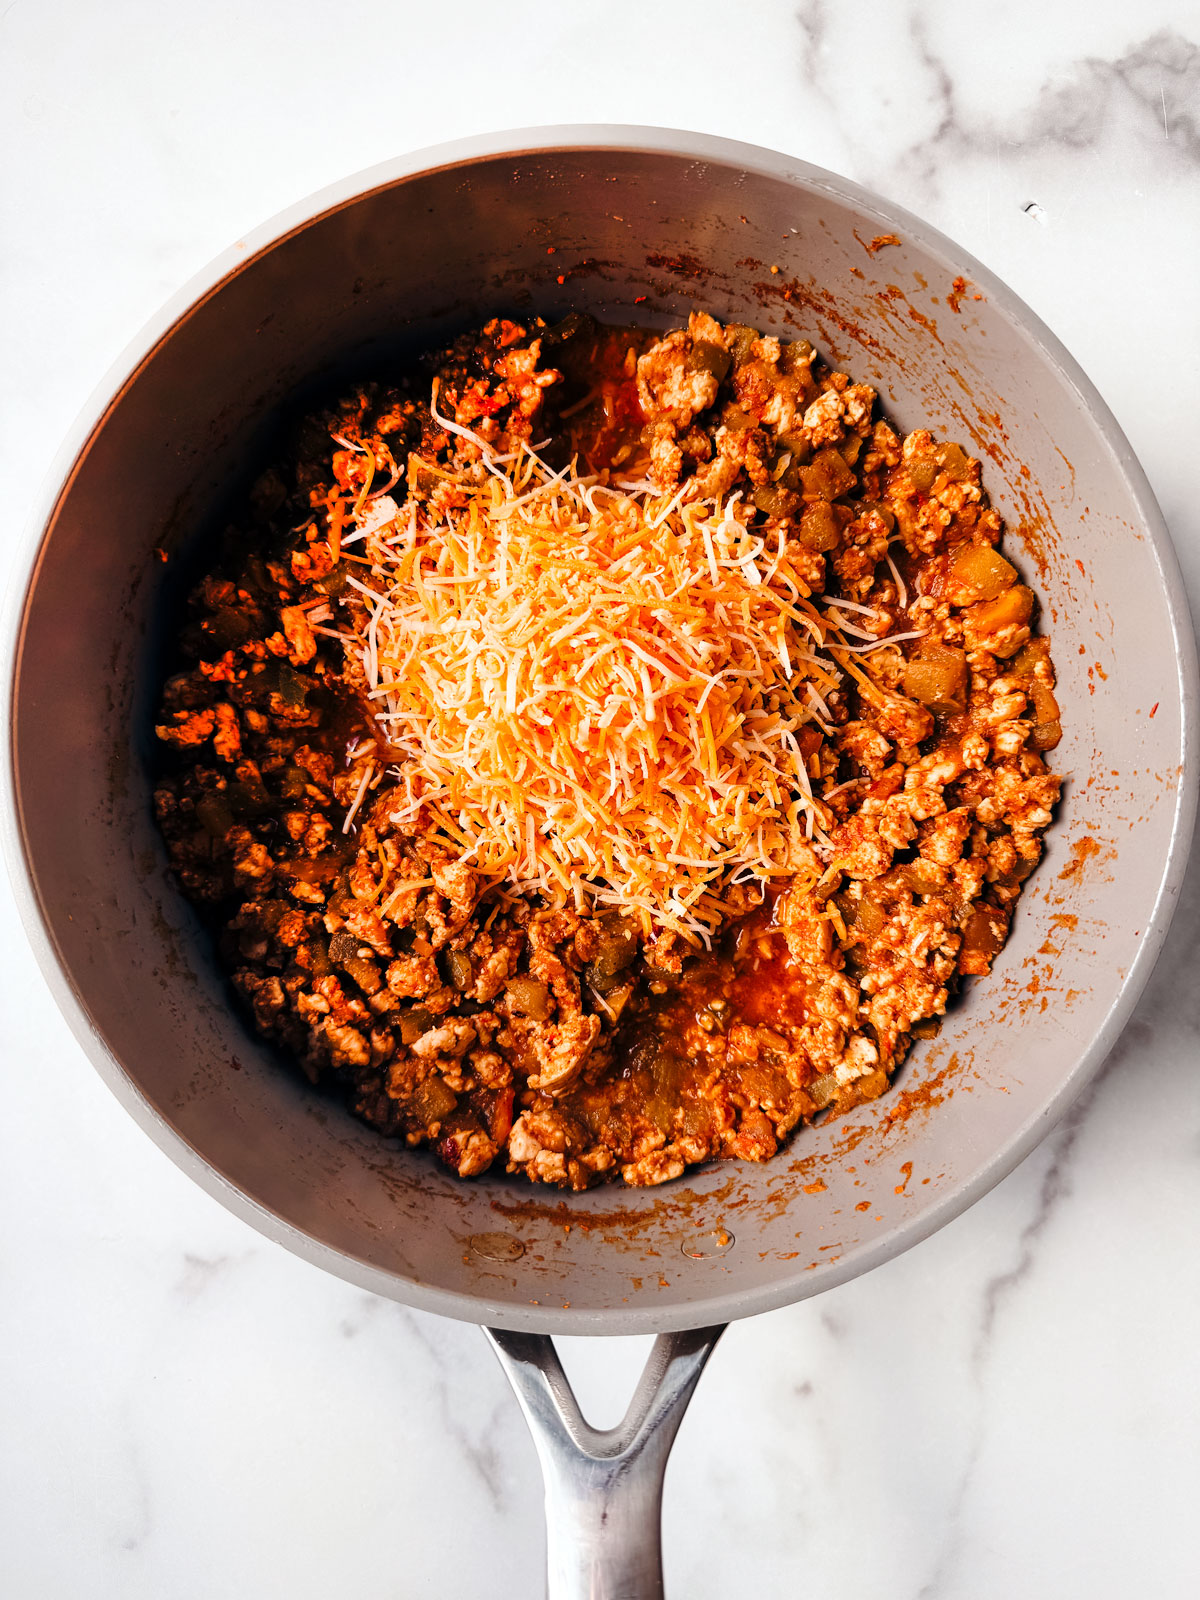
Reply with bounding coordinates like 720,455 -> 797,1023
3,124 -> 1197,1334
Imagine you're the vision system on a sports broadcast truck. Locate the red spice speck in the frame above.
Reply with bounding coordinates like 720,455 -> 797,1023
1058,835 -> 1103,884
1149,702 -> 1159,718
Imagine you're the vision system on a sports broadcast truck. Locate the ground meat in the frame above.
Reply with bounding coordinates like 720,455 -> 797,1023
151,311 -> 1061,1190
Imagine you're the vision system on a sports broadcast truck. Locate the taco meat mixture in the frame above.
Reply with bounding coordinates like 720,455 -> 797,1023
153,312 -> 1062,1189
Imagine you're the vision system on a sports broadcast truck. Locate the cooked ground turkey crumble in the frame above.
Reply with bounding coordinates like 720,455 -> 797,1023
153,311 -> 1062,1190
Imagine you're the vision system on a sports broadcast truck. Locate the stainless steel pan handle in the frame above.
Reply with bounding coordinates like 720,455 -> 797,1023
486,1325 -> 725,1600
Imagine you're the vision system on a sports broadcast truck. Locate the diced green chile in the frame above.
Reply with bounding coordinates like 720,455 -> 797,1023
807,1073 -> 839,1110
902,647 -> 968,714
542,310 -> 596,348
903,859 -> 944,895
724,324 -> 759,364
591,917 -> 639,982
446,950 -> 474,992
410,1077 -> 458,1124
797,502 -> 841,552
399,1008 -> 434,1045
598,982 -> 635,1025
227,776 -> 272,817
948,543 -> 1017,601
251,660 -> 310,709
776,428 -> 813,462
506,976 -> 551,1020
687,340 -> 732,383
195,606 -> 261,655
801,448 -> 855,501
780,339 -> 816,373
234,554 -> 270,596
644,1049 -> 689,1133
279,766 -> 309,800
935,441 -> 972,481
855,900 -> 886,938
962,906 -> 1005,963
344,954 -> 381,994
317,564 -> 353,598
195,793 -> 235,838
908,457 -> 938,492
275,665 -> 310,708
774,457 -> 805,491
752,483 -> 800,519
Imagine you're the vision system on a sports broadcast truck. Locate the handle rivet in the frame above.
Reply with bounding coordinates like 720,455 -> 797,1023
469,1231 -> 526,1263
680,1228 -> 735,1259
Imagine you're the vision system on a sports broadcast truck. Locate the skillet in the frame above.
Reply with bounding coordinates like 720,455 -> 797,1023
3,128 -> 1195,1597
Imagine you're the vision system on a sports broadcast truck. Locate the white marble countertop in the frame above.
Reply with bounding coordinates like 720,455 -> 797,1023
3,3 -> 1199,1596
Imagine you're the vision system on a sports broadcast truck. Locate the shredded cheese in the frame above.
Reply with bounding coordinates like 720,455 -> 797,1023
330,402 -> 902,942
341,760 -> 376,835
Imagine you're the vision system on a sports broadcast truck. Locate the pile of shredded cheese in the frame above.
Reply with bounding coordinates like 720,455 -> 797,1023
324,392 -> 916,942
